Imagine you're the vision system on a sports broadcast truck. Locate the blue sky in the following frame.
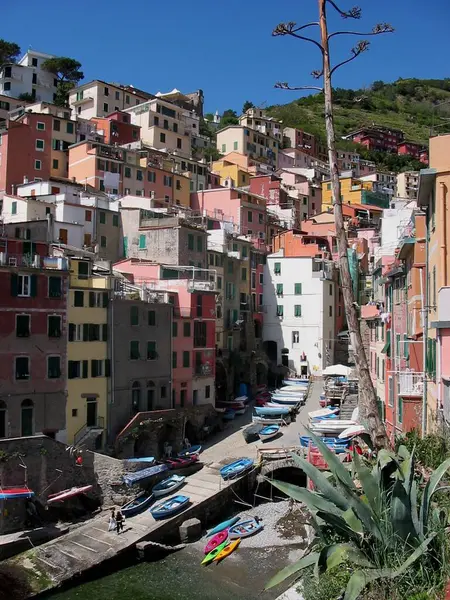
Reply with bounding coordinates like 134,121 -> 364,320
2,0 -> 448,114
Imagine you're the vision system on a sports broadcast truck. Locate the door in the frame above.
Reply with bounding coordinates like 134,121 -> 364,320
21,400 -> 33,436
59,228 -> 68,244
180,390 -> 186,407
193,389 -> 198,406
86,398 -> 97,427
147,388 -> 155,411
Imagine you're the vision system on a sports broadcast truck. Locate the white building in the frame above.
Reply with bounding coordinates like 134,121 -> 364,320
0,50 -> 58,103
263,252 -> 336,375
396,171 -> 419,201
360,171 -> 397,196
69,80 -> 149,120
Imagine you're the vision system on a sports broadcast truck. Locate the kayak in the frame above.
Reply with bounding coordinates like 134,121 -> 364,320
207,516 -> 239,537
202,540 -> 229,565
204,529 -> 229,554
214,538 -> 241,563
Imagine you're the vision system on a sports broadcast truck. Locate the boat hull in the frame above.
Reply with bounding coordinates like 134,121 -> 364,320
47,485 -> 92,503
252,416 -> 288,425
150,495 -> 190,520
204,529 -> 229,554
258,425 -> 280,441
254,406 -> 290,416
178,445 -> 202,458
214,538 -> 241,562
202,540 -> 229,565
121,493 -> 154,517
228,519 -> 263,540
152,475 -> 186,498
220,458 -> 253,480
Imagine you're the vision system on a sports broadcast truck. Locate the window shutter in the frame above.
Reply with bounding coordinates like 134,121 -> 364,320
102,324 -> 108,341
102,292 -> 108,308
30,275 -> 38,297
105,359 -> 111,377
89,291 -> 95,307
91,360 -> 97,377
82,360 -> 88,378
83,323 -> 89,341
68,323 -> 75,342
10,274 -> 18,296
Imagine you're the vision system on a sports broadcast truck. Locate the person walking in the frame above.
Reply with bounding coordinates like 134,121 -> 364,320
115,510 -> 124,534
108,508 -> 116,532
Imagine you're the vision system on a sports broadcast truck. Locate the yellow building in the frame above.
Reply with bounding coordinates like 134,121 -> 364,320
212,156 -> 251,188
66,257 -> 112,447
321,176 -> 373,206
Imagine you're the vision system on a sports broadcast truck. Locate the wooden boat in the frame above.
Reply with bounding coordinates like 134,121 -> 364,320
310,421 -> 357,435
264,402 -> 296,411
150,494 -> 190,520
252,415 -> 288,426
258,447 -> 299,460
270,397 -> 302,406
228,518 -> 263,539
220,458 -> 254,480
178,445 -> 202,458
165,456 -> 198,469
308,407 -> 339,419
202,540 -> 229,565
214,538 -> 241,563
255,406 -> 290,416
258,424 -> 281,441
121,493 -> 154,517
204,529 -> 229,554
47,485 -> 93,504
207,516 -> 240,537
152,474 -> 186,498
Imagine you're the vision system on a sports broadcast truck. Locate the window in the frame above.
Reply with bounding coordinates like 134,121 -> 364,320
177,138 -> 182,149
172,321 -> 178,337
11,201 -> 17,215
99,211 -> 106,224
160,132 -> 166,143
188,233 -> 194,250
294,305 -> 302,317
329,306 -> 332,317
247,211 -> 253,223
164,175 -> 172,187
148,310 -> 156,326
103,103 -> 109,113
194,321 -> 207,347
388,376 -> 394,407
48,315 -> 61,338
52,159 -> 59,169
205,385 -> 211,399
217,276 -> 222,290
276,305 -> 284,317
124,166 -> 131,178
197,236 -> 203,252
294,283 -> 302,295
115,90 -> 120,100
329,284 -> 333,296
130,341 -> 140,360
148,171 -> 156,183
66,122 -> 74,134
74,290 -> 84,307
130,305 -> 139,325
183,351 -> 190,368
17,274 -> 33,297
35,159 -> 41,170
16,314 -> 30,337
100,235 -> 107,247
78,261 -> 89,279
53,119 -> 61,132
37,121 -> 45,131
221,144 -> 226,153
139,234 -> 146,249
241,267 -> 247,281
274,262 -> 281,275
112,214 -> 119,227
147,341 -> 157,360
91,359 -> 104,377
47,356 -> 61,379
136,169 -> 143,181
183,322 -> 191,337
15,356 -> 30,380
276,283 -> 283,297
35,139 -> 44,151
233,141 -> 238,151
172,352 -> 177,368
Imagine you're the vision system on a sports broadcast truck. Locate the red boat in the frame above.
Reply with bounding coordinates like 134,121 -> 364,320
165,456 -> 198,469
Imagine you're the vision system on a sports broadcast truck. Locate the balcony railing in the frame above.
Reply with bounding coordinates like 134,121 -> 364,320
194,363 -> 213,377
0,253 -> 69,271
397,371 -> 424,397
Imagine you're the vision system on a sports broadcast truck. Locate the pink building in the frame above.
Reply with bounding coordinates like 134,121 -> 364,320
113,259 -> 216,407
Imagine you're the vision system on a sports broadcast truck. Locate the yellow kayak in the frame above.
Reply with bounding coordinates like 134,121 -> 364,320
213,538 -> 241,563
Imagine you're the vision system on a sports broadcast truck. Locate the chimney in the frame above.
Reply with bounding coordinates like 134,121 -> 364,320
23,176 -> 28,184
11,184 -> 16,195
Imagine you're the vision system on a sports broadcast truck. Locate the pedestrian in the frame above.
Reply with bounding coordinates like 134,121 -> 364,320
115,510 -> 124,534
108,508 -> 116,532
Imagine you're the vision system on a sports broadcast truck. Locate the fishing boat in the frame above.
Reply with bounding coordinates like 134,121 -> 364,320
214,538 -> 241,562
258,447 -> 299,460
278,385 -> 307,393
150,495 -> 190,520
47,485 -> 93,504
228,518 -> 263,539
177,445 -> 202,458
254,405 -> 291,416
164,456 -> 198,469
152,474 -> 186,498
207,516 -> 240,537
271,392 -> 305,400
202,540 -> 229,565
310,421 -> 357,435
220,458 -> 254,480
338,425 -> 368,439
124,456 -> 155,464
204,529 -> 229,554
308,407 -> 339,420
252,415 -> 289,426
0,487 -> 34,500
270,397 -> 302,406
123,464 -> 169,487
311,413 -> 338,421
258,424 -> 281,441
234,395 -> 248,404
299,435 -> 350,448
121,493 -> 154,517
242,423 -> 264,443
282,379 -> 309,387
222,409 -> 236,421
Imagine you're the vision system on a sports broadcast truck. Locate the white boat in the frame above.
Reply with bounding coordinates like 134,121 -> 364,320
271,397 -> 302,406
264,402 -> 296,411
258,425 -> 281,441
338,425 -> 368,439
258,447 -> 299,460
277,386 -> 307,394
310,421 -> 357,434
234,395 -> 248,403
252,415 -> 289,426
308,407 -> 339,420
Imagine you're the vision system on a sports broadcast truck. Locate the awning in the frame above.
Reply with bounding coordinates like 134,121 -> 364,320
381,331 -> 391,356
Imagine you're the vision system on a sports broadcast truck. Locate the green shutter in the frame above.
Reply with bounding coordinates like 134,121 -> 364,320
294,283 -> 302,295
276,283 -> 283,296
172,321 -> 178,337
82,323 -> 89,341
183,351 -> 190,367
197,236 -> 202,252
123,236 -> 128,256
11,273 -> 18,296
147,341 -> 157,359
102,292 -> 108,307
188,234 -> 194,250
295,305 -> 302,317
30,275 -> 37,297
130,306 -> 139,325
139,234 -> 146,249
274,262 -> 281,274
91,360 -> 98,377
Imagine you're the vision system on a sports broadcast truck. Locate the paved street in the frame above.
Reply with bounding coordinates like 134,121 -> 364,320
201,380 -> 323,465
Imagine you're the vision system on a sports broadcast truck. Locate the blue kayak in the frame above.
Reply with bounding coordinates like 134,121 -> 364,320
150,495 -> 190,520
220,458 -> 254,480
207,515 -> 240,537
123,463 -> 169,487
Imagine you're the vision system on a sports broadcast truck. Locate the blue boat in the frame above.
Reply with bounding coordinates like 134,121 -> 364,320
311,413 -> 338,421
259,425 -> 280,441
152,474 -> 186,498
178,444 -> 202,458
150,494 -> 190,520
123,463 -> 169,487
121,493 -> 154,517
282,379 -> 309,387
228,518 -> 264,540
255,406 -> 290,416
207,515 -> 240,537
124,456 -> 155,464
299,435 -> 351,448
270,397 -> 302,406
220,458 -> 254,480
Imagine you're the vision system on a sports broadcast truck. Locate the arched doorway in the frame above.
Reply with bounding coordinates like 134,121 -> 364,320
147,380 -> 155,411
21,399 -> 33,437
0,400 -> 7,438
131,381 -> 141,412
263,340 -> 277,362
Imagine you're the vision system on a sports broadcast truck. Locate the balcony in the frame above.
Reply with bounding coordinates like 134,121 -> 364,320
398,371 -> 424,397
0,253 -> 69,271
194,363 -> 213,377
72,95 -> 94,106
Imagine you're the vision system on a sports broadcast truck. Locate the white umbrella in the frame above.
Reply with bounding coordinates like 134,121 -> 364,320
323,364 -> 352,377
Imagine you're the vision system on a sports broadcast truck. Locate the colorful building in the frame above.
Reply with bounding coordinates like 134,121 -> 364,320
321,175 -> 390,209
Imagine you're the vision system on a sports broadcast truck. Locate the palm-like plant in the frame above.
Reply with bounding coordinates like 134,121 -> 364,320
265,431 -> 450,600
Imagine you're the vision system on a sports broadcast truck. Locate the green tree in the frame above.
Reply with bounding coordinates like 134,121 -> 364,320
41,57 -> 84,107
242,100 -> 254,113
18,93 -> 34,103
219,108 -> 239,129
0,39 -> 20,66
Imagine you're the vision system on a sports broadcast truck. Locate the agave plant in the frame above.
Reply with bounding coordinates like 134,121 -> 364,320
265,431 -> 450,600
